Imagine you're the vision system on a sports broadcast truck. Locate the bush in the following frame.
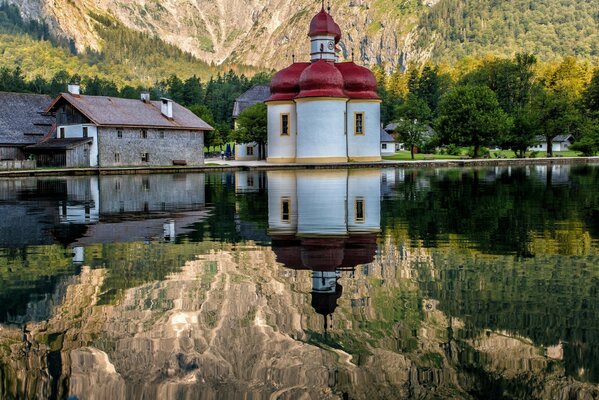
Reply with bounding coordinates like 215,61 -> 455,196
467,146 -> 490,158
445,144 -> 461,156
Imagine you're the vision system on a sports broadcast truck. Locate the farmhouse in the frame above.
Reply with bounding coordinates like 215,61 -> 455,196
30,85 -> 213,167
0,92 -> 53,161
529,135 -> 575,153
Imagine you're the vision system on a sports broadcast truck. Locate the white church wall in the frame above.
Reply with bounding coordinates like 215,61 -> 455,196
296,99 -> 348,163
267,102 -> 297,163
346,101 -> 382,162
347,169 -> 381,233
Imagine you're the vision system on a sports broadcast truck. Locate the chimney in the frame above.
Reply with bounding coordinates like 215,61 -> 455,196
68,83 -> 80,96
161,98 -> 173,119
141,92 -> 150,103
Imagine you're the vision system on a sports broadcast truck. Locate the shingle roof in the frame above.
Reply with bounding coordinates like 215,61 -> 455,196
47,93 -> 213,131
0,92 -> 54,145
380,128 -> 395,142
534,134 -> 575,143
384,122 -> 399,133
27,137 -> 92,150
232,85 -> 271,118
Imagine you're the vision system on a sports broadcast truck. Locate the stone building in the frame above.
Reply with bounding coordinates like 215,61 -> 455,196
32,85 -> 213,167
0,92 -> 53,161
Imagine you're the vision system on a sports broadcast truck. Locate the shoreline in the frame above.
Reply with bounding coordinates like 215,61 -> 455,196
1,156 -> 598,178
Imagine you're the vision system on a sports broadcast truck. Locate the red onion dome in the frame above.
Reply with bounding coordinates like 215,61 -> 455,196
309,8 -> 342,43
336,62 -> 380,100
268,62 -> 310,102
296,60 -> 347,99
300,238 -> 345,271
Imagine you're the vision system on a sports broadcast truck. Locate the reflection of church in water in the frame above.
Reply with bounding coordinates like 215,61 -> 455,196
266,169 -> 381,328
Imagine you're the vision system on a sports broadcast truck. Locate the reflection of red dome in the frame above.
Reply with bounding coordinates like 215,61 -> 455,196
336,62 -> 380,100
309,8 -> 341,43
297,60 -> 347,99
268,62 -> 310,101
340,234 -> 377,269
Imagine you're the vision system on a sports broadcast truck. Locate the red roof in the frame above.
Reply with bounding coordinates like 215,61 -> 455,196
297,60 -> 347,99
336,62 -> 380,100
309,8 -> 341,43
268,62 -> 310,102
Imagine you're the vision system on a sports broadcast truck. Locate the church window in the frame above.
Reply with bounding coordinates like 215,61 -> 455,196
281,197 -> 291,223
355,198 -> 365,223
280,114 -> 290,136
354,113 -> 364,135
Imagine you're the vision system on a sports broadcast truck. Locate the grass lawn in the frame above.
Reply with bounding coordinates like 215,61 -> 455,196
383,149 -> 583,161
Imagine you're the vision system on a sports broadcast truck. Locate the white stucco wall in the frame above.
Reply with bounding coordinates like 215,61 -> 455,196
347,170 -> 381,233
310,35 -> 337,62
267,102 -> 297,162
346,101 -> 382,161
296,99 -> 348,162
296,170 -> 348,236
381,142 -> 395,155
59,124 -> 98,166
235,142 -> 259,161
267,170 -> 298,235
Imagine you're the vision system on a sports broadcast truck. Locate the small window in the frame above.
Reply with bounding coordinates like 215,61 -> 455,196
141,152 -> 149,162
280,113 -> 290,136
382,143 -> 387,149
142,178 -> 150,191
82,127 -> 88,138
159,131 -> 165,139
119,201 -> 125,213
247,146 -> 254,156
281,197 -> 291,223
114,153 -> 120,163
141,129 -> 148,139
247,175 -> 254,187
354,113 -> 364,135
59,127 -> 65,138
115,180 -> 121,191
355,198 -> 365,223
117,130 -> 123,139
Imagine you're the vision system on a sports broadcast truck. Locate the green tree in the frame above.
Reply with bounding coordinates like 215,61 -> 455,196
437,85 -> 512,158
570,117 -> 599,156
532,88 -> 580,157
231,103 -> 267,159
188,104 -> 221,149
393,120 -> 428,160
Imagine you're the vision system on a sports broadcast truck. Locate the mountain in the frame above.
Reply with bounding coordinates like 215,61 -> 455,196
2,0 -> 598,77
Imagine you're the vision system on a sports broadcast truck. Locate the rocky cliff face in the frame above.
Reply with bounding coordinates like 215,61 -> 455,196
6,0 -> 434,71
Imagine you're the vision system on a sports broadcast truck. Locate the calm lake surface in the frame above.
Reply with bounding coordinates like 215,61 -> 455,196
0,165 -> 598,400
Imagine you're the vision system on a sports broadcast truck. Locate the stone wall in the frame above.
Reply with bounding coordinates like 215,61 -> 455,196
0,160 -> 36,170
97,127 -> 204,167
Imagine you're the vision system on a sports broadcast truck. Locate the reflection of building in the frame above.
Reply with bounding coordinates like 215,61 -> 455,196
267,170 -> 381,326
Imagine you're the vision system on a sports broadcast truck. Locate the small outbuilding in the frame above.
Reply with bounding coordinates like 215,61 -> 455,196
529,135 -> 575,153
39,86 -> 213,167
380,128 -> 396,156
232,85 -> 271,161
0,92 -> 53,161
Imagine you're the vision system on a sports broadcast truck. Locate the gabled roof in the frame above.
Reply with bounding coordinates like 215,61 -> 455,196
47,93 -> 213,131
380,128 -> 395,143
0,92 -> 54,145
534,134 -> 575,143
232,85 -> 271,119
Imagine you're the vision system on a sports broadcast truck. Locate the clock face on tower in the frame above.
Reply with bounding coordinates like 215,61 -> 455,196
327,41 -> 335,51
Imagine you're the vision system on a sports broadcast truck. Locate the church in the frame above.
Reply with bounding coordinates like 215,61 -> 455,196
266,6 -> 382,163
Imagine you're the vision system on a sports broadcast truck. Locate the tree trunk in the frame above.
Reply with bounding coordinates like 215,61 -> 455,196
473,144 -> 480,159
546,136 -> 553,157
410,146 -> 415,160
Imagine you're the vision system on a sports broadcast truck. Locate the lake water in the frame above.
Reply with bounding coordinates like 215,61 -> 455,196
0,165 -> 598,400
